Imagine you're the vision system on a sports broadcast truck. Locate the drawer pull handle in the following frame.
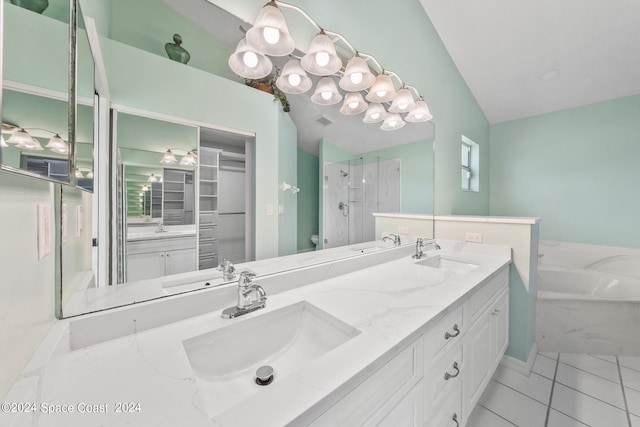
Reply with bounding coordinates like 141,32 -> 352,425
444,362 -> 460,380
444,324 -> 460,339
453,413 -> 459,426
492,308 -> 501,316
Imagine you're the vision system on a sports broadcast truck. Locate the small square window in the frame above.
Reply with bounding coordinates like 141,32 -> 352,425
461,136 -> 479,192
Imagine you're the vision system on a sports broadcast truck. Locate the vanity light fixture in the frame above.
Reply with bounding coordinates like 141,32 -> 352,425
276,58 -> 312,94
363,103 -> 387,123
6,128 -> 33,146
301,30 -> 342,76
245,0 -> 295,57
179,150 -> 197,166
365,73 -> 397,103
310,77 -> 342,105
340,92 -> 368,115
229,38 -> 273,80
148,173 -> 158,182
1,136 -> 8,147
339,55 -> 375,92
5,126 -> 69,153
86,170 -> 94,179
45,134 -> 69,154
75,169 -> 84,178
381,113 -> 406,131
17,137 -> 44,151
160,149 -> 177,165
389,87 -> 416,114
406,98 -> 433,123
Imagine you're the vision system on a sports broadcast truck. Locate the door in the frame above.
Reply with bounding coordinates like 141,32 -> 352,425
127,251 -> 164,282
164,248 -> 197,276
464,309 -> 492,412
492,289 -> 509,366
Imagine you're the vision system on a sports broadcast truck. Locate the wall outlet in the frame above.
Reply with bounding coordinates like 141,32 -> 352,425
466,232 -> 483,243
266,204 -> 274,216
278,204 -> 284,215
398,226 -> 409,234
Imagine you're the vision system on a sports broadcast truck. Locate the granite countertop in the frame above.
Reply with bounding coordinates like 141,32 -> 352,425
2,241 -> 510,426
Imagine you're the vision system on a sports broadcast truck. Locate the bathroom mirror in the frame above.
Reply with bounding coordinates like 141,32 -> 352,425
58,0 -> 435,317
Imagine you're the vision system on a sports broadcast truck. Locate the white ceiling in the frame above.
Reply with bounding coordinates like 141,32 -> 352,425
419,0 -> 640,123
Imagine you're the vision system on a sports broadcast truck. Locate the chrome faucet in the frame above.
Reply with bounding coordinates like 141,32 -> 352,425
381,233 -> 401,246
156,222 -> 165,233
221,271 -> 267,319
217,258 -> 236,281
412,237 -> 441,259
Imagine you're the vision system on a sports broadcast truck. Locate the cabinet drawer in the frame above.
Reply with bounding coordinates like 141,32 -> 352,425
425,345 -> 463,406
425,305 -> 463,360
199,212 -> 217,225
198,227 -> 216,240
310,339 -> 422,426
198,256 -> 218,270
199,241 -> 218,256
426,381 -> 462,427
469,268 -> 507,324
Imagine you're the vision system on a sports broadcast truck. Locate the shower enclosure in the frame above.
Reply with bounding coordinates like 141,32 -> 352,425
322,157 -> 401,249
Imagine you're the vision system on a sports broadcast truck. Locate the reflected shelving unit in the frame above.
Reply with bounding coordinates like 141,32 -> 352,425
197,147 -> 221,269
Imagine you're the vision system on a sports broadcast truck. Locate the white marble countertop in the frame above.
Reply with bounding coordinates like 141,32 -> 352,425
3,240 -> 510,426
373,212 -> 541,224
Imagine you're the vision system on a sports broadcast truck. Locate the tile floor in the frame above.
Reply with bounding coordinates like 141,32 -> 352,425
467,353 -> 640,427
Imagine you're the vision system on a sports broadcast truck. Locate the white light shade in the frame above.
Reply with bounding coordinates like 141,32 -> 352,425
160,149 -> 177,164
1,136 -> 7,147
406,99 -> 433,122
179,151 -> 197,166
365,74 -> 396,102
228,38 -> 273,79
148,174 -> 158,182
381,113 -> 406,131
310,77 -> 342,105
75,169 -> 84,178
7,128 -> 33,145
246,1 -> 295,56
17,136 -> 44,150
86,170 -> 94,179
339,56 -> 375,91
340,92 -> 368,115
389,88 -> 416,113
363,103 -> 387,123
45,133 -> 68,154
301,31 -> 342,76
276,59 -> 312,94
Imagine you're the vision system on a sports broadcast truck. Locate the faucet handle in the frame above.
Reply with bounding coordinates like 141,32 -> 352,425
238,271 -> 256,286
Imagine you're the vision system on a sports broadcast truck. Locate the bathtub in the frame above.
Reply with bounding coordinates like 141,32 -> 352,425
536,265 -> 640,356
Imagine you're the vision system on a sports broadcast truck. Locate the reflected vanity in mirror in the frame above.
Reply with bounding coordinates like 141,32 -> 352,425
54,0 -> 435,318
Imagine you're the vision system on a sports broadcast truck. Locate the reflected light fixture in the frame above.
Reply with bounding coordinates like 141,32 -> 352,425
365,74 -> 396,103
45,134 -> 68,154
406,99 -> 433,123
301,30 -> 342,76
276,58 -> 312,94
160,149 -> 177,165
339,55 -> 375,91
148,173 -> 158,182
1,136 -> 7,147
381,113 -> 406,131
228,38 -> 273,79
18,137 -> 44,151
246,0 -> 295,57
340,92 -> 368,115
179,150 -> 197,166
75,169 -> 84,178
310,77 -> 342,105
86,170 -> 94,179
363,103 -> 387,123
389,88 -> 416,113
7,128 -> 33,146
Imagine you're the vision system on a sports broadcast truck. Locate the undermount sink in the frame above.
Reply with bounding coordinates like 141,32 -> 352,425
417,255 -> 479,273
183,301 -> 360,417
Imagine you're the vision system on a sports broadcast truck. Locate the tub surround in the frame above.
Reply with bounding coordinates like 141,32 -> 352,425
3,240 -> 510,426
537,239 -> 640,355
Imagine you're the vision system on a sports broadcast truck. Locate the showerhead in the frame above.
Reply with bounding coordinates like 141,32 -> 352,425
339,169 -> 348,177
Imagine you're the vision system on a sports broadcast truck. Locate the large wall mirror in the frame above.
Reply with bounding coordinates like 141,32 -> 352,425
47,0 -> 436,317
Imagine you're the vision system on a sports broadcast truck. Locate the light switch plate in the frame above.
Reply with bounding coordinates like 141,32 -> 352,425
278,204 -> 284,215
398,226 -> 409,234
266,204 -> 274,216
37,204 -> 52,260
466,232 -> 483,243
76,205 -> 84,237
61,203 -> 68,243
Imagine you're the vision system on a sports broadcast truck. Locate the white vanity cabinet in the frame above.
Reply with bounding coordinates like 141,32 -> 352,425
126,236 -> 196,282
308,266 -> 509,427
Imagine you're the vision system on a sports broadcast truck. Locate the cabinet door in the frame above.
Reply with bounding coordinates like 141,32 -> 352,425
463,309 -> 492,414
127,252 -> 165,282
377,381 -> 424,427
164,248 -> 197,276
492,289 -> 509,366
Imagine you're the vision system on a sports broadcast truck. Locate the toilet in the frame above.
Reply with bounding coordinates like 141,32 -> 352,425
310,234 -> 319,250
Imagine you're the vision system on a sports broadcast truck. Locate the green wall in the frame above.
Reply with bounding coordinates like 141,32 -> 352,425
278,110 -> 298,256
297,149 -> 319,252
490,94 -> 640,248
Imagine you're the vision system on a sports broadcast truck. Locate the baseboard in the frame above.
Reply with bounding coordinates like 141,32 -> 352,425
500,342 -> 538,376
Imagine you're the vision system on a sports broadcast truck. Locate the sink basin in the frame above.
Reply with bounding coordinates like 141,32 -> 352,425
183,301 -> 360,417
417,255 -> 479,273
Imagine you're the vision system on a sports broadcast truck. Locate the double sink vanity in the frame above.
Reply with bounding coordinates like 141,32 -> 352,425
3,239 -> 510,426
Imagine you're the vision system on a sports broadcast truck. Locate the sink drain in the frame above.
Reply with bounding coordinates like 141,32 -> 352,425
255,365 -> 274,386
